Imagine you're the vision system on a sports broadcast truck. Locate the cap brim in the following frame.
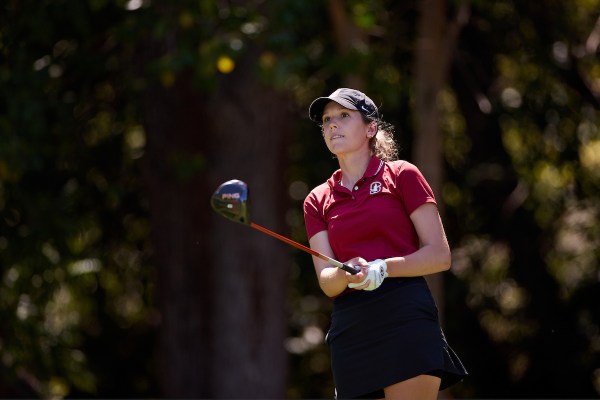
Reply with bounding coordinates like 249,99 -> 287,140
308,96 -> 358,123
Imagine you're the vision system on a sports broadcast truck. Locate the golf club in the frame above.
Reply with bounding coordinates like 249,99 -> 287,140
211,179 -> 360,275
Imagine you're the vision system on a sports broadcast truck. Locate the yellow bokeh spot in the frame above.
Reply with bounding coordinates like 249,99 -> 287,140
47,376 -> 70,399
580,139 -> 600,171
217,56 -> 235,74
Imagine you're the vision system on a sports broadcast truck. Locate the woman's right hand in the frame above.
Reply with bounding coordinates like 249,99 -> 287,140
344,257 -> 370,287
308,232 -> 369,297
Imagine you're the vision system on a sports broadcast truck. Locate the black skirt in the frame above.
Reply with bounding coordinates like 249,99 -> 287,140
326,277 -> 467,399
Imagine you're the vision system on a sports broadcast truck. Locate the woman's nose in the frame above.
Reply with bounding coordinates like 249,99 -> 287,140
324,120 -> 338,131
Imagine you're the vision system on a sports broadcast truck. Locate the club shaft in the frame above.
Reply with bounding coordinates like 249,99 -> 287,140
249,222 -> 359,274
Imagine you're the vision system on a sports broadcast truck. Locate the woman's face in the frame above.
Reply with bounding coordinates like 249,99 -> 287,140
321,101 -> 374,157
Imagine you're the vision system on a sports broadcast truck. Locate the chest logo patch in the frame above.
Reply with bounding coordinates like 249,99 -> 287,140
369,181 -> 382,195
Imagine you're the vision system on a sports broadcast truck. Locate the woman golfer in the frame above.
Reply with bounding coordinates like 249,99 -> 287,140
304,88 -> 468,399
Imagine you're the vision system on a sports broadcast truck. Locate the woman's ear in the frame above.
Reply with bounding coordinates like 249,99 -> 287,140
367,121 -> 377,138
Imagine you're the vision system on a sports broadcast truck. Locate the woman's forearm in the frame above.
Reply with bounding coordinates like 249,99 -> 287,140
385,243 -> 451,277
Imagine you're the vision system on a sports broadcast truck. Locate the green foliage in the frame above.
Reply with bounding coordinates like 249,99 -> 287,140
0,0 -> 156,397
438,0 -> 600,396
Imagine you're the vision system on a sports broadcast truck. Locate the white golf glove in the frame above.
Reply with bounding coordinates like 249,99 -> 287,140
348,259 -> 388,291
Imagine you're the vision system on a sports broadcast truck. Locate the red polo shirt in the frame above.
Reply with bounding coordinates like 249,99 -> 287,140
303,156 -> 436,263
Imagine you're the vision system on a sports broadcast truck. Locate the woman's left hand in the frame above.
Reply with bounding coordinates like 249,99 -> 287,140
348,259 -> 388,291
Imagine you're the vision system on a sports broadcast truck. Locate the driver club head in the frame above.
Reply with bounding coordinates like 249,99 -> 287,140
211,179 -> 250,225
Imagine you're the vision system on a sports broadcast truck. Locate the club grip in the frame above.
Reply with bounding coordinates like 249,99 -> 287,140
341,263 -> 360,275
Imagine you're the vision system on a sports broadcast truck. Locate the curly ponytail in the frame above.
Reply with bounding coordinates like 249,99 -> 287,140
366,119 -> 399,162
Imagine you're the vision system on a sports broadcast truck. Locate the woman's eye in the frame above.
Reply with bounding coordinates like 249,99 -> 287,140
323,116 -> 330,123
341,112 -> 349,118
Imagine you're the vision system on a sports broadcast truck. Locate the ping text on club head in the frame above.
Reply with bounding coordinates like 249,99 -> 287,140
221,193 -> 241,200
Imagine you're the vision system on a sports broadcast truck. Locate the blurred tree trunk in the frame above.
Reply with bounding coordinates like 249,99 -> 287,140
140,71 -> 213,396
208,48 -> 292,398
140,46 -> 291,397
413,0 -> 467,316
328,0 -> 367,89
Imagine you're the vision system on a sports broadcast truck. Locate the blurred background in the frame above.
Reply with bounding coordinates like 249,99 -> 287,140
1,0 -> 600,398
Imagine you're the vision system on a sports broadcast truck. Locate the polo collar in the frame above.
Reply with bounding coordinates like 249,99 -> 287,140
364,155 -> 385,178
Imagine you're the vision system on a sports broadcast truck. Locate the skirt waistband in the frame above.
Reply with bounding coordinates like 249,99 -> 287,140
332,276 -> 428,310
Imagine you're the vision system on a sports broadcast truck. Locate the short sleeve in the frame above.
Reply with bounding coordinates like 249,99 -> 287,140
397,162 -> 436,215
303,191 -> 328,240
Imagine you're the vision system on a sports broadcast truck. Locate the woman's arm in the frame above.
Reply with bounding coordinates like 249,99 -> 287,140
308,231 -> 368,297
385,202 -> 451,277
